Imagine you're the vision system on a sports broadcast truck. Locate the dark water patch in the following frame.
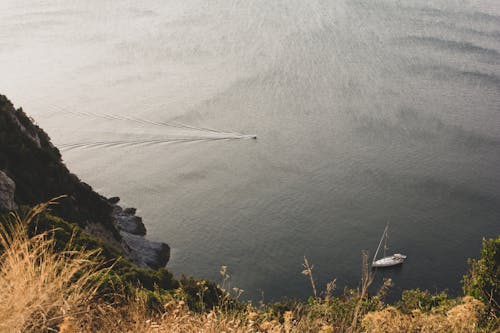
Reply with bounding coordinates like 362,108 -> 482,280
460,27 -> 500,41
397,36 -> 500,60
430,20 -> 500,42
468,11 -> 500,26
352,1 -> 446,19
373,3 -> 500,43
459,70 -> 500,87
351,167 -> 500,208
356,108 -> 500,150
396,4 -> 500,26
406,63 -> 500,91
413,178 -> 499,205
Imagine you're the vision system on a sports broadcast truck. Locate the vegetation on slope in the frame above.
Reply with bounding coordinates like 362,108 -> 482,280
463,236 -> 500,311
0,203 -> 498,332
0,94 -> 116,234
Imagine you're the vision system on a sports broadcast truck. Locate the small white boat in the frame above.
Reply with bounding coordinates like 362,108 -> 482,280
371,224 -> 407,268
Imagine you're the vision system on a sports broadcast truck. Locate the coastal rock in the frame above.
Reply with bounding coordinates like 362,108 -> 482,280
0,170 -> 17,211
118,214 -> 146,235
108,196 -> 120,204
120,231 -> 170,270
114,206 -> 146,236
112,203 -> 168,269
123,207 -> 136,215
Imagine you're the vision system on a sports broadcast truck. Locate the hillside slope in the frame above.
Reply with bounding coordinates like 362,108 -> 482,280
0,94 -> 168,269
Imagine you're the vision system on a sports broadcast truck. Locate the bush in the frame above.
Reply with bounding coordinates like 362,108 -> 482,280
463,236 -> 500,313
398,289 -> 456,314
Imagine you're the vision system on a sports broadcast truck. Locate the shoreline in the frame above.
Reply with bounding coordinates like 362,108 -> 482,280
110,197 -> 170,270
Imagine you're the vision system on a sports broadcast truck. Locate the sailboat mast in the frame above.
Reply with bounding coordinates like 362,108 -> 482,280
373,224 -> 389,263
384,227 -> 388,257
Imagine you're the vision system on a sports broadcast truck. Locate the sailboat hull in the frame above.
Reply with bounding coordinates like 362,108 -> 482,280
372,254 -> 406,268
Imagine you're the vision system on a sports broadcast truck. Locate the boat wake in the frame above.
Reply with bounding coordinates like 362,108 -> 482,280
26,96 -> 257,151
57,135 -> 256,151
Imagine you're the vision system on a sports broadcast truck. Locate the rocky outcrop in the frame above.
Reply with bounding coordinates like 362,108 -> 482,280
111,198 -> 169,269
121,232 -> 170,270
0,170 -> 17,211
114,205 -> 147,235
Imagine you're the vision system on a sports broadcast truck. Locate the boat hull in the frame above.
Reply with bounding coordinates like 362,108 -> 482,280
372,255 -> 406,268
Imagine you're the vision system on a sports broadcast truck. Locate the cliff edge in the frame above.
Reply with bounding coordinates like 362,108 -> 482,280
0,94 -> 169,269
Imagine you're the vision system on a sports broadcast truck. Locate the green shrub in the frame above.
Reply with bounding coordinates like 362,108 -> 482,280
463,236 -> 500,313
398,289 -> 457,314
178,275 -> 225,312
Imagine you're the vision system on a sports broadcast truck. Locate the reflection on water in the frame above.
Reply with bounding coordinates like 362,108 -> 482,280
1,0 -> 499,301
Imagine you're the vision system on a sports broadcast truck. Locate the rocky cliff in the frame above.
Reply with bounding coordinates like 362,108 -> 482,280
0,94 -> 169,269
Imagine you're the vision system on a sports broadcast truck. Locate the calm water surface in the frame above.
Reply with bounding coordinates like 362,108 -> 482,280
1,0 -> 499,301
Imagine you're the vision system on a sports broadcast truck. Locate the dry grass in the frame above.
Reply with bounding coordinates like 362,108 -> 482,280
350,250 -> 374,333
0,201 -> 105,332
362,296 -> 488,333
66,295 -> 492,333
72,300 -> 279,333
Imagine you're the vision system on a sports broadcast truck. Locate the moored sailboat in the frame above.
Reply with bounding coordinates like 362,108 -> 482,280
372,224 -> 407,268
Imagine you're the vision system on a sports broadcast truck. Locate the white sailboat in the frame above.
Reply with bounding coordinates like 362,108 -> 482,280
372,224 -> 407,268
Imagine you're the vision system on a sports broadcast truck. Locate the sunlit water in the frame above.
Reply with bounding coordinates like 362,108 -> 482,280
1,0 -> 499,301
